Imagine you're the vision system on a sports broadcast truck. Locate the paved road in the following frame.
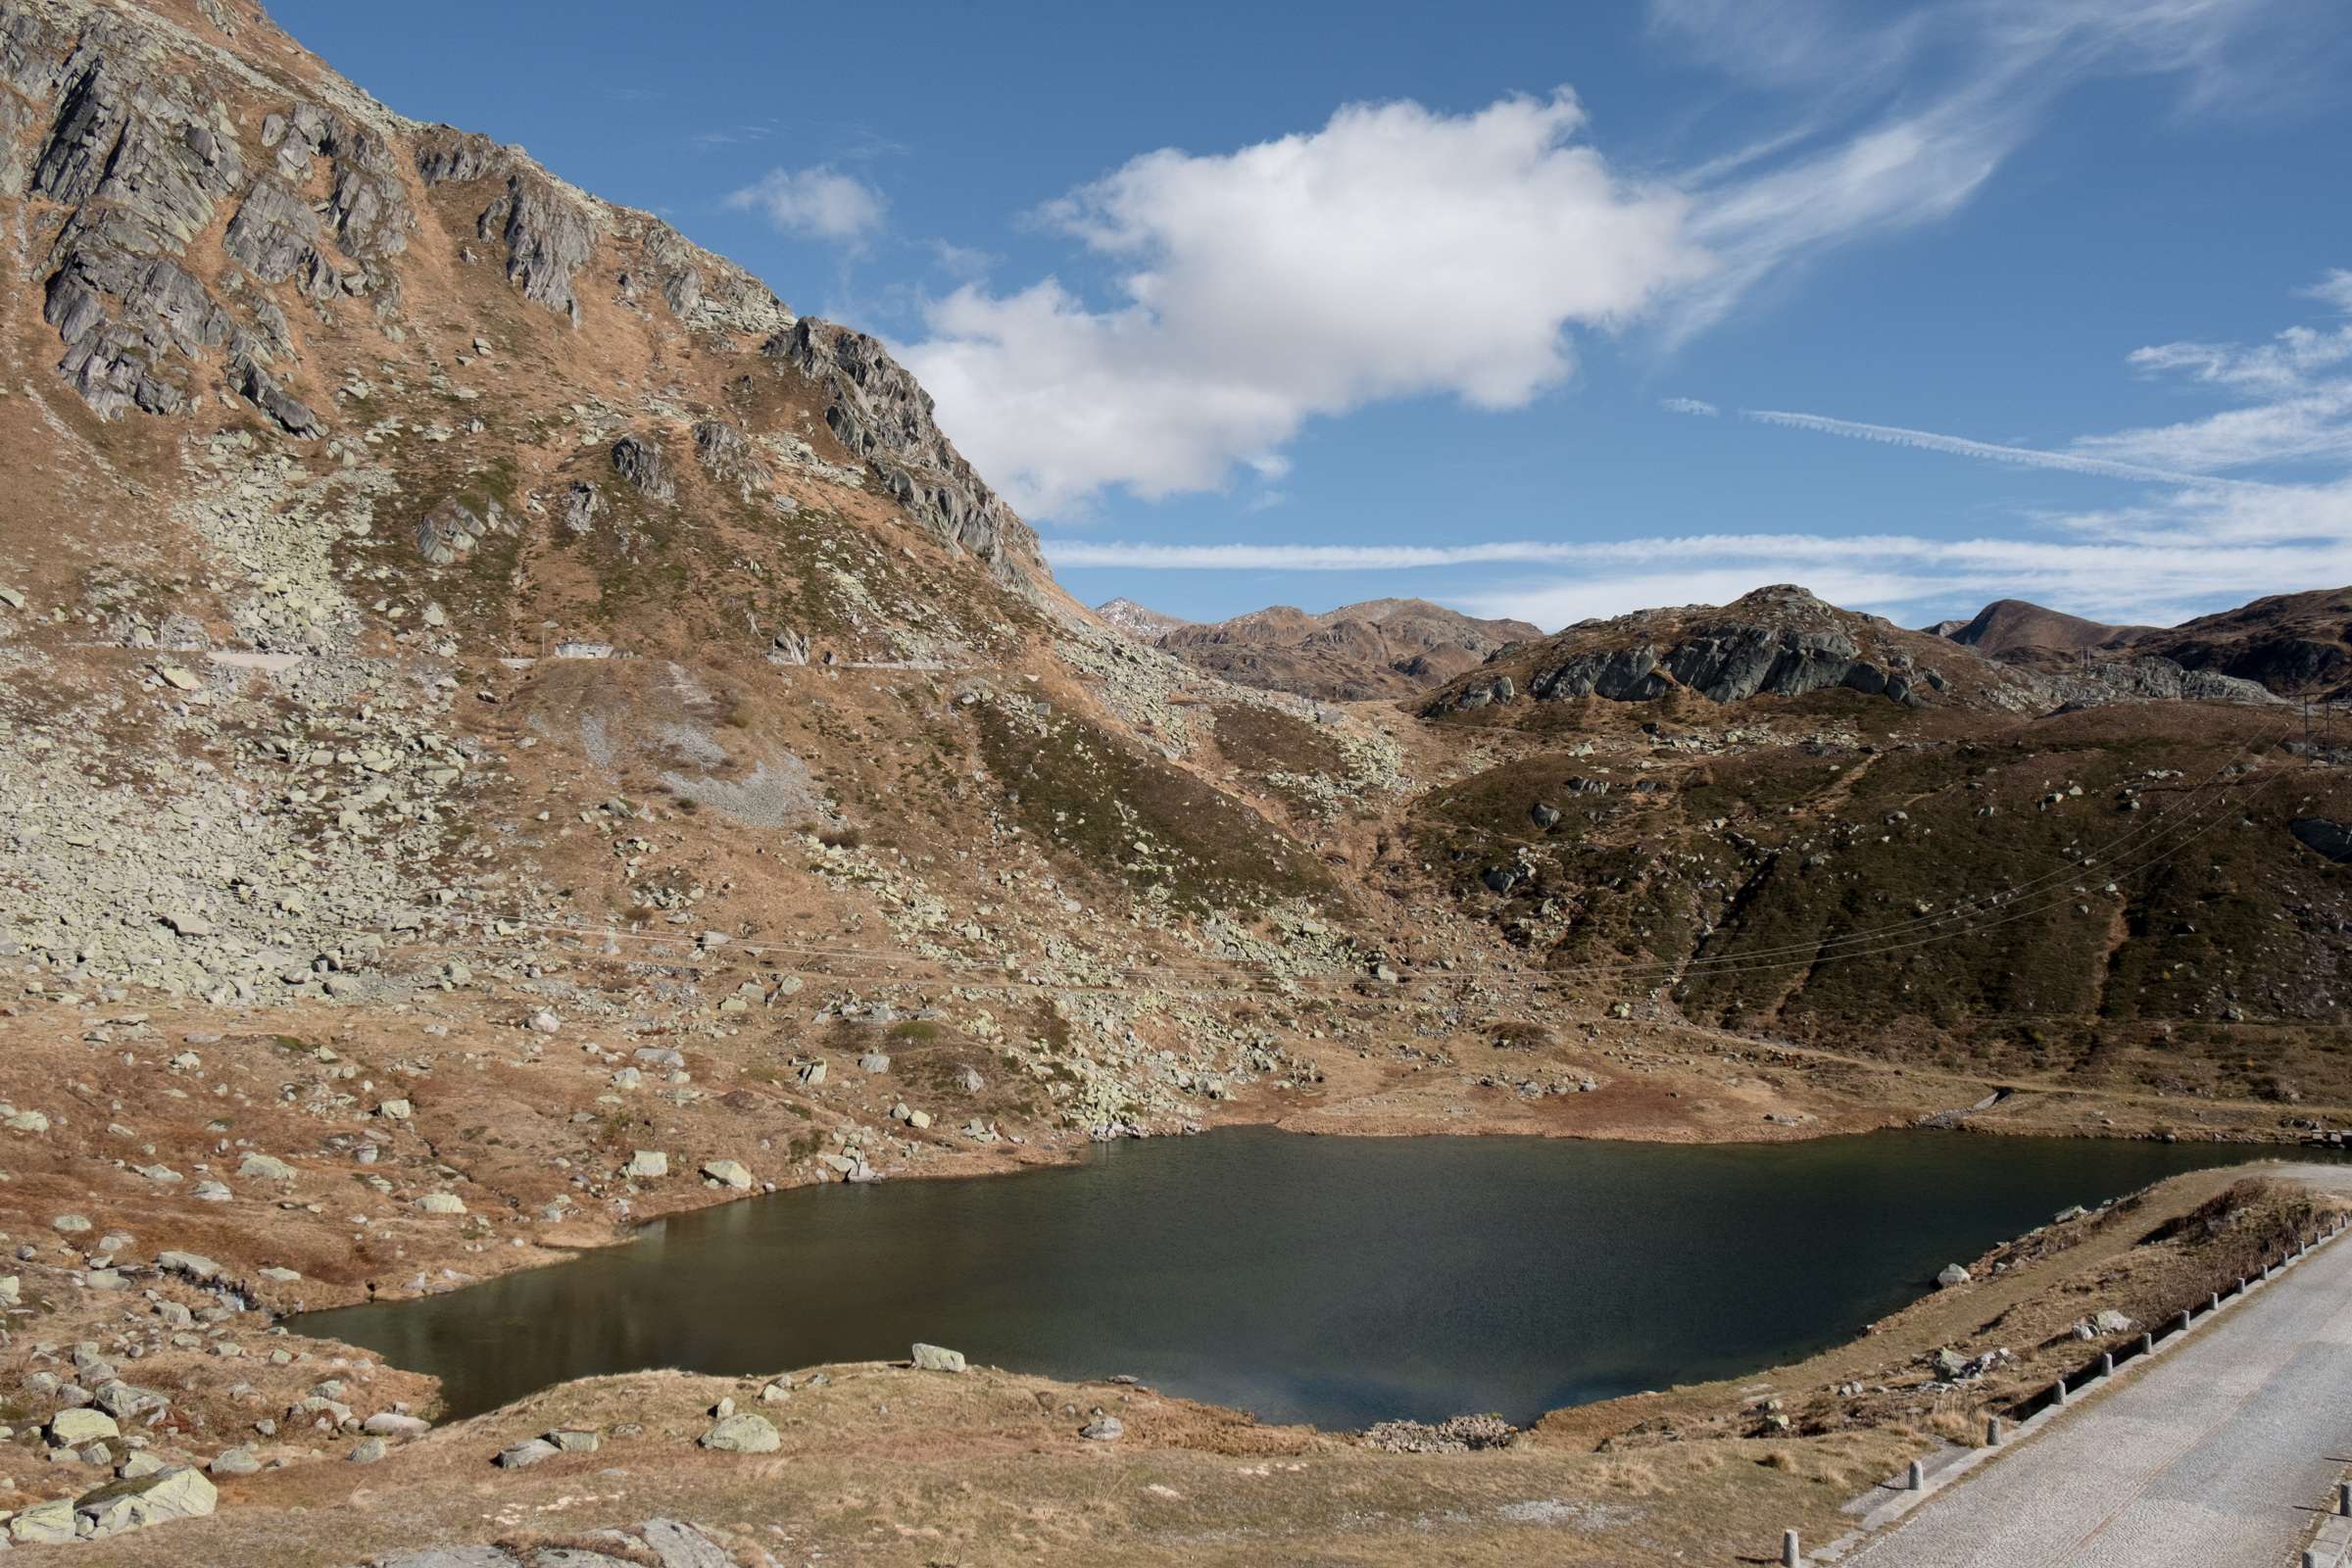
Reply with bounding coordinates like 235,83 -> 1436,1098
1846,1166 -> 2352,1567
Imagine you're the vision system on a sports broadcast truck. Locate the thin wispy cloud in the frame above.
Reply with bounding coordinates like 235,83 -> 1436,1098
1052,271 -> 2352,627
724,165 -> 888,245
691,123 -> 777,150
1046,529 -> 2352,628
1738,409 -> 2268,489
1647,0 -> 2328,346
1661,396 -> 1718,416
899,0 -> 2309,519
928,240 -> 997,281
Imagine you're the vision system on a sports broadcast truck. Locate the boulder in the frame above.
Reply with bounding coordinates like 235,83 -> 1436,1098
494,1438 -> 558,1469
7,1497 -> 77,1544
50,1407 -> 120,1446
377,1550 -> 522,1568
624,1150 -> 668,1179
910,1343 -> 967,1374
363,1412 -> 430,1439
698,1413 -> 779,1452
237,1152 -> 295,1182
416,1193 -> 466,1215
1936,1263 -> 1972,1287
700,1159 -> 752,1190
73,1464 -> 217,1536
1079,1414 -> 1124,1441
208,1446 -> 261,1476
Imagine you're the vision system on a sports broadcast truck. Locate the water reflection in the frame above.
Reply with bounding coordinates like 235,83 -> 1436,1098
297,1128 -> 2293,1428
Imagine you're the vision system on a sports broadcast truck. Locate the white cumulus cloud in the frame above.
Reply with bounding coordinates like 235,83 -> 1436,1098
724,165 -> 887,244
900,91 -> 1707,516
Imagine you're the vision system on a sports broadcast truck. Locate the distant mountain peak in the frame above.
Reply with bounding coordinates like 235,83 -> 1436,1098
1147,597 -> 1543,702
1094,597 -> 1194,639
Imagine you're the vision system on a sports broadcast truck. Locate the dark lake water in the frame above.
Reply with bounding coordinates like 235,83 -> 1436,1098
296,1129 -> 2293,1429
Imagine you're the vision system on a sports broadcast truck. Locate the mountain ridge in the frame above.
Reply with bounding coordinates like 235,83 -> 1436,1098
1925,590 -> 2352,699
1102,593 -> 1541,701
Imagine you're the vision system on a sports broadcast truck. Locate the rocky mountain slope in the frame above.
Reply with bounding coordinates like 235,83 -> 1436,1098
0,0 -> 2349,1558
2127,587 -> 2352,699
1931,598 -> 2148,658
1929,590 -> 2352,699
1432,584 -> 2284,717
1110,594 -> 1541,701
1094,595 -> 1192,640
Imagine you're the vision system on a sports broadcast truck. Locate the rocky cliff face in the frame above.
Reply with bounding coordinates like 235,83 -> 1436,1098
0,0 -> 1090,1011
1435,585 -> 1979,714
770,318 -> 1042,580
0,0 -> 1038,581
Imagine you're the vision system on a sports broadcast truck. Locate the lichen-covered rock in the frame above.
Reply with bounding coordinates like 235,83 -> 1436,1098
691,420 -> 768,495
415,497 -> 508,564
698,1412 -> 778,1452
223,178 -> 329,290
563,480 -> 605,535
611,433 -> 674,501
231,355 -> 321,437
910,1342 -> 967,1373
27,32 -> 254,417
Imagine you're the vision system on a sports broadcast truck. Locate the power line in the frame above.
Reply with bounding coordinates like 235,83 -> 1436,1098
392,725 -> 2291,1013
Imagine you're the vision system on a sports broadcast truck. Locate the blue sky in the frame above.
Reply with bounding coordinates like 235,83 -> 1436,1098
276,0 -> 2352,631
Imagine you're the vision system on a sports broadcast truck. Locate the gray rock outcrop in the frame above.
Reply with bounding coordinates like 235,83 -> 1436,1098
768,318 -> 1041,580
416,131 -> 598,323
1520,627 -> 1919,709
690,419 -> 769,496
610,434 -> 674,502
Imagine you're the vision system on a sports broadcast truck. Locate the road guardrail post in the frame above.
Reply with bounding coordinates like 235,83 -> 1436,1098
1783,1527 -> 1800,1565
